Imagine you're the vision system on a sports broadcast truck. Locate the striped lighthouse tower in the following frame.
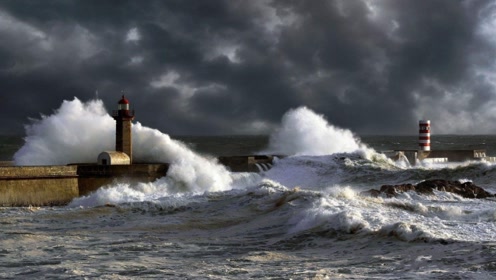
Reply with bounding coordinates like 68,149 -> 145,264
419,120 -> 431,151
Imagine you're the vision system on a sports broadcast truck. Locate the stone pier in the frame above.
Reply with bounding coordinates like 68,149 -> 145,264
0,155 -> 277,206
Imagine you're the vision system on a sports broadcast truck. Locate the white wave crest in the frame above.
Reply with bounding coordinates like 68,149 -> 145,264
264,106 -> 364,156
14,98 -> 114,165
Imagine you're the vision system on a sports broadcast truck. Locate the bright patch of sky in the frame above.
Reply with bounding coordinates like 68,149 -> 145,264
477,2 -> 496,47
412,79 -> 477,134
151,71 -> 226,100
126,27 -> 140,42
129,55 -> 144,65
251,0 -> 299,45
205,44 -> 241,63
0,11 -> 100,71
0,10 -> 50,51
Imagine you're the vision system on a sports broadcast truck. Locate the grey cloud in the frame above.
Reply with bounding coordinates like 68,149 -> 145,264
1,0 -> 495,136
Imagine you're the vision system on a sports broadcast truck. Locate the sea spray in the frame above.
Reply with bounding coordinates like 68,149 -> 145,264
14,97 -> 237,195
14,98 -> 114,165
264,106 -> 363,156
262,106 -> 388,165
258,106 -> 410,189
131,123 -> 234,193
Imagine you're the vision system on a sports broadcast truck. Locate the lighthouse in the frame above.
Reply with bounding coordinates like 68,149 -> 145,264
418,120 -> 431,151
112,95 -> 135,162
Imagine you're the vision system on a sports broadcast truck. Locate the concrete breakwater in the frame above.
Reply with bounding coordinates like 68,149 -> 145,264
0,164 -> 169,207
0,155 -> 277,207
75,164 -> 169,196
391,149 -> 496,165
0,166 -> 79,206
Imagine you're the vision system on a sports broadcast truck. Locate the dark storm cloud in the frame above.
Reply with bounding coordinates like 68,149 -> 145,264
1,0 -> 496,135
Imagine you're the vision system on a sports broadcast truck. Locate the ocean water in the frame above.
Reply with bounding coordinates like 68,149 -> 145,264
1,100 -> 496,279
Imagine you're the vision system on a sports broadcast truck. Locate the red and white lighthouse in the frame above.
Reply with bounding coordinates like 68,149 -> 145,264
112,95 -> 135,162
419,120 -> 431,151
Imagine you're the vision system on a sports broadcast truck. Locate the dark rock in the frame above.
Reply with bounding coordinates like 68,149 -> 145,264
380,184 -> 416,197
361,179 -> 494,199
360,189 -> 382,197
416,179 -> 493,199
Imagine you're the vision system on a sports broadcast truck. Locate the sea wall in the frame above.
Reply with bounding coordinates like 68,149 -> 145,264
76,164 -> 169,196
393,149 -> 492,165
0,164 -> 170,206
418,150 -> 486,161
0,166 -> 78,206
0,156 -> 274,206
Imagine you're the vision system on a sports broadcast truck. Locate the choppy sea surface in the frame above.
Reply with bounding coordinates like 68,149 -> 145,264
1,100 -> 496,279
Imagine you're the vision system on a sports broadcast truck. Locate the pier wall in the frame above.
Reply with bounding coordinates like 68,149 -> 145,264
0,155 -> 275,207
0,164 -> 170,206
76,164 -> 169,196
394,149 -> 489,165
0,166 -> 78,206
418,150 -> 486,162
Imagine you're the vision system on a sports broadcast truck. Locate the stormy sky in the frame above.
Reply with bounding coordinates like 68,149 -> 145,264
1,0 -> 496,136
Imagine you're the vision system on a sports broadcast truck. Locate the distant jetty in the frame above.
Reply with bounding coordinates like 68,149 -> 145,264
388,120 -> 496,165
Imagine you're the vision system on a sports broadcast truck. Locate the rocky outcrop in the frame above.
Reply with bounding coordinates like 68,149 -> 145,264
361,179 -> 494,199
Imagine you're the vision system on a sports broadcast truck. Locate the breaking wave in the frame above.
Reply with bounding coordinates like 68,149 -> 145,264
14,97 -> 235,194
